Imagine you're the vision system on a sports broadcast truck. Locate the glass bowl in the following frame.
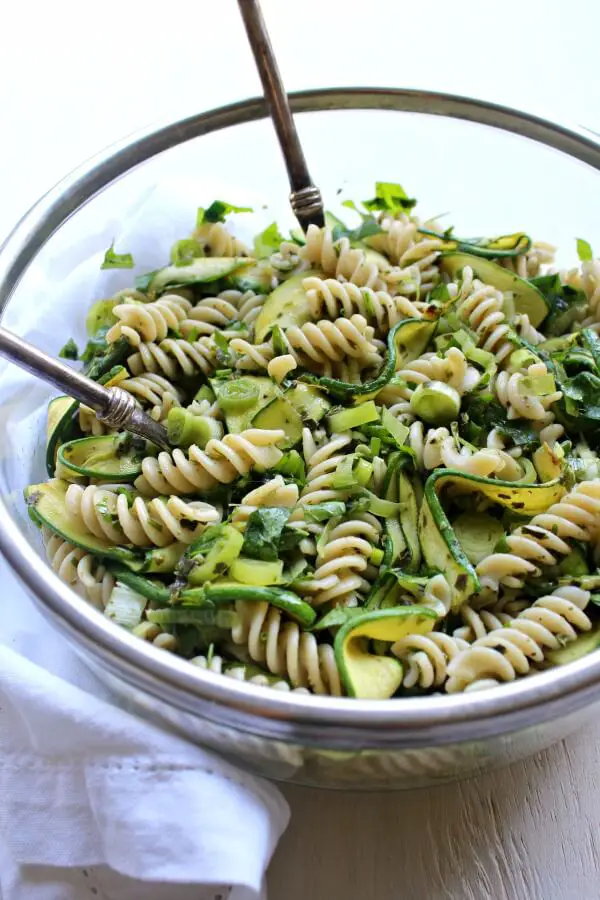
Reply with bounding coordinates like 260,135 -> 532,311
1,88 -> 600,789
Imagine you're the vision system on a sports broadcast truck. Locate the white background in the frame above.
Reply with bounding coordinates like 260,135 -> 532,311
2,1 -> 600,897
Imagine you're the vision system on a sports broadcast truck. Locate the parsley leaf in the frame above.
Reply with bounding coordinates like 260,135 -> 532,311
101,243 -> 134,269
577,238 -> 594,262
362,181 -> 417,215
196,201 -> 253,227
241,507 -> 292,561
58,338 -> 79,360
254,222 -> 285,258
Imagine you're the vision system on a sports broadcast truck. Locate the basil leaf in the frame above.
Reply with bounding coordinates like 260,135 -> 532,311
303,501 -> 346,523
58,338 -> 79,360
101,243 -> 134,269
196,201 -> 253,226
577,238 -> 594,262
362,181 -> 417,215
254,222 -> 285,258
241,507 -> 292,561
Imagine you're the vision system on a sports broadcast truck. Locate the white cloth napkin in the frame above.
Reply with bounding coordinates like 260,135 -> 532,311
0,559 -> 289,900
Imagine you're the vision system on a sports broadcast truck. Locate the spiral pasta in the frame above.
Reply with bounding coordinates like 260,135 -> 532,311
106,294 -> 192,346
446,585 -> 592,691
231,476 -> 299,529
126,336 -> 216,379
391,631 -> 470,689
232,600 -> 342,694
64,483 -> 220,547
405,421 -> 515,478
193,221 -> 250,257
300,226 -> 385,289
190,653 -> 309,692
494,362 -> 562,424
134,429 -> 285,496
303,276 -> 422,332
366,215 -> 443,291
454,266 -> 514,366
476,480 -> 600,590
499,241 -> 556,278
179,290 -> 242,338
42,526 -> 115,609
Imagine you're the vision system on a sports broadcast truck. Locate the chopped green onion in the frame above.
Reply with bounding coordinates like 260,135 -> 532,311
518,374 -> 557,396
167,408 -> 223,449
354,458 -> 373,487
104,583 -> 147,629
409,381 -> 461,424
332,454 -> 356,489
194,385 -> 216,403
217,379 -> 260,412
328,401 -> 379,432
509,348 -> 539,371
369,547 -> 385,565
381,408 -> 409,447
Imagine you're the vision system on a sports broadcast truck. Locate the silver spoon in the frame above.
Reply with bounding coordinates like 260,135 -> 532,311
237,0 -> 325,231
0,326 -> 171,450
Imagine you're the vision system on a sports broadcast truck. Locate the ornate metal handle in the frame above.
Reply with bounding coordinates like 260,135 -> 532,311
237,0 -> 325,230
0,326 -> 171,450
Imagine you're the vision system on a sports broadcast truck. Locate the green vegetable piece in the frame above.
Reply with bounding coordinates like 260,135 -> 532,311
104,582 -> 147,629
149,257 -> 253,294
86,298 -> 119,336
229,557 -> 284,586
170,238 -> 205,265
58,433 -> 147,481
46,396 -> 79,477
167,407 -> 223,449
362,181 -> 417,216
186,525 -> 244,585
180,583 -> 316,627
529,273 -> 587,336
197,201 -> 253,225
518,373 -> 557,396
254,272 -> 315,342
409,381 -> 461,424
576,238 -> 594,263
217,378 -> 260,413
254,222 -> 285,258
335,606 -> 436,699
328,401 -> 379,432
251,395 -> 303,449
452,512 -> 505,565
101,243 -> 135,269
147,607 -> 237,629
419,229 -> 531,259
241,507 -> 292,562
354,458 -> 373,487
509,348 -> 539,370
104,566 -> 170,604
303,501 -> 346,523
381,408 -> 409,447
284,383 -> 331,424
546,624 -> 600,666
58,338 -> 79,360
558,546 -> 589,577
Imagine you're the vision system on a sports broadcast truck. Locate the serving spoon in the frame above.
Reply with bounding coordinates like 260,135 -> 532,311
0,0 -> 323,446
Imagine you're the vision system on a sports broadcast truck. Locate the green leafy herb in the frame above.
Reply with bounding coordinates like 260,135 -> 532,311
362,181 -> 417,215
303,501 -> 346,523
58,338 -> 79,360
529,274 -> 587,336
331,217 -> 382,243
135,270 -> 159,292
461,393 -> 540,449
170,238 -> 204,266
254,222 -> 285,258
242,507 -> 292,561
196,201 -> 253,227
101,243 -> 134,270
274,450 -> 306,484
577,238 -> 594,262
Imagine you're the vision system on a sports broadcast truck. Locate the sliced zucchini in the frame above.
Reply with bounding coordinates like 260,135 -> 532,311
46,397 -> 79,477
381,454 -> 420,571
251,395 -> 303,448
335,606 -> 437,699
328,402 -> 379,432
224,262 -> 275,293
229,557 -> 283,586
254,272 -> 318,342
418,229 -> 531,259
149,257 -> 254,294
546,624 -> 600,666
86,297 -> 119,336
284,383 -> 330,423
25,479 -> 184,573
452,512 -> 505,566
186,524 -> 244,586
57,433 -> 148,482
211,375 -> 280,434
419,471 -> 566,609
440,252 -> 549,328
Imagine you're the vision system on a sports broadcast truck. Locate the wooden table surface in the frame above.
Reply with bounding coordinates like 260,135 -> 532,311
268,723 -> 600,900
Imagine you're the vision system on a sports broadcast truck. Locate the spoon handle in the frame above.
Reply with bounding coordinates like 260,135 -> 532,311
0,326 -> 171,450
237,0 -> 324,230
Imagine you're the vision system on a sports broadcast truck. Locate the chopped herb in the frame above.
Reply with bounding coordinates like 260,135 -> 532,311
362,181 -> 417,215
196,201 -> 253,227
101,243 -> 134,269
303,501 -> 346,523
242,507 -> 292,562
135,270 -> 159,292
254,222 -> 285,258
58,338 -> 79,360
576,238 -> 594,262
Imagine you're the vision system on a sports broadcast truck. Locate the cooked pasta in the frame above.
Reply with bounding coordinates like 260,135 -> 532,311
28,182 -> 600,699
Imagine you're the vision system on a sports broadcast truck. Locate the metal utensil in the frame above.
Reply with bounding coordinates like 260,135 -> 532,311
237,0 -> 325,231
0,326 -> 170,450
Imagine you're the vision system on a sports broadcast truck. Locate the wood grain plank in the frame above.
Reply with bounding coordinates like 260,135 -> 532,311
268,722 -> 600,900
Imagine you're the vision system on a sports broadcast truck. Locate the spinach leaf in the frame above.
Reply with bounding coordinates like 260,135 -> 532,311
362,181 -> 417,215
577,238 -> 594,262
529,273 -> 587,335
196,201 -> 253,226
101,243 -> 135,269
254,222 -> 285,258
242,507 -> 292,561
58,338 -> 79,360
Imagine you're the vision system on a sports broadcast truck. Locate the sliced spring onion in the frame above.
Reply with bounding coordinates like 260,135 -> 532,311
167,408 -> 223,449
509,348 -> 539,370
229,557 -> 284,586
328,401 -> 379,432
518,374 -> 557,397
381,408 -> 409,447
216,379 -> 260,412
409,381 -> 461,424
104,582 -> 147,629
354,458 -> 373,487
